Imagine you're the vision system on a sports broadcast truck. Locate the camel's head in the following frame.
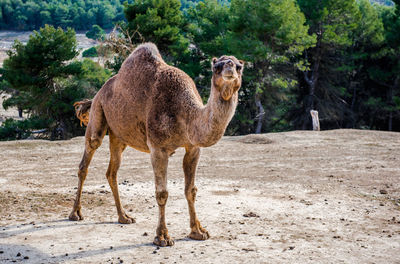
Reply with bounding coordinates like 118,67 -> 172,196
212,56 -> 244,101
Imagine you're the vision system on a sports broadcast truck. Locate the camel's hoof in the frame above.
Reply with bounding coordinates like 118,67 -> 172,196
69,211 -> 83,221
153,235 -> 175,247
118,213 -> 135,224
188,230 -> 210,240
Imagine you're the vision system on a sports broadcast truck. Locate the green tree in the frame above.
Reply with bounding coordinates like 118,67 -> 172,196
184,0 -> 230,97
225,0 -> 316,133
295,0 -> 361,129
123,0 -> 189,59
86,24 -> 106,40
345,0 -> 385,128
0,25 -> 107,138
364,1 -> 400,130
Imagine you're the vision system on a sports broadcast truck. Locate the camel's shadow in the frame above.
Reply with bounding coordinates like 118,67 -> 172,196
0,242 -> 154,263
0,219 -> 162,263
0,219 -> 119,238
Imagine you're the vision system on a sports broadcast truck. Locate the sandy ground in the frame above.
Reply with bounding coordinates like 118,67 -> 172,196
0,129 -> 399,263
0,95 -> 21,124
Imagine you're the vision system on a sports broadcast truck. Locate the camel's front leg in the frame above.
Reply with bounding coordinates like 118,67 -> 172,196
150,148 -> 174,247
184,146 -> 210,240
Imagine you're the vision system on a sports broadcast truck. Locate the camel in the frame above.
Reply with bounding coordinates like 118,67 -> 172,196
69,43 -> 244,247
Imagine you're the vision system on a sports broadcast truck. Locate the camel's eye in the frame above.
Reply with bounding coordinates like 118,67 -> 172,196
236,64 -> 242,71
213,62 -> 224,72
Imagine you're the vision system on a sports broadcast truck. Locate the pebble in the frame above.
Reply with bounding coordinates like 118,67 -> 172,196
16,253 -> 21,257
24,256 -> 29,260
380,189 -> 388,194
243,212 -> 259,218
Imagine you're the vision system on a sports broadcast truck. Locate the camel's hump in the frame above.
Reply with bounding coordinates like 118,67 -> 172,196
133,42 -> 163,62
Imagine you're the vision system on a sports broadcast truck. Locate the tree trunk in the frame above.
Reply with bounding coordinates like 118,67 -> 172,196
255,94 -> 265,134
388,111 -> 393,131
18,108 -> 23,118
303,40 -> 321,130
310,110 -> 320,131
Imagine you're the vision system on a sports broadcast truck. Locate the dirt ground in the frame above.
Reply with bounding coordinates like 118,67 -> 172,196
0,129 -> 399,263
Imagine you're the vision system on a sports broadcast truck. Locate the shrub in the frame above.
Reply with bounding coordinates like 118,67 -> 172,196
82,46 -> 98,57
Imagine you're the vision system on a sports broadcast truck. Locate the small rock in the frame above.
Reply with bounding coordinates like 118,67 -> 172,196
65,253 -> 69,256
24,256 -> 29,260
289,246 -> 295,250
243,212 -> 259,218
17,253 -> 21,257
143,232 -> 148,236
153,250 -> 157,254
380,189 -> 388,194
0,251 -> 3,254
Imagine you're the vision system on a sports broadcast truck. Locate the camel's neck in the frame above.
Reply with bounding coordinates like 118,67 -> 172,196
189,84 -> 238,147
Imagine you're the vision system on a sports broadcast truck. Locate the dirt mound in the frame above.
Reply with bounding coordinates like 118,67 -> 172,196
237,134 -> 273,144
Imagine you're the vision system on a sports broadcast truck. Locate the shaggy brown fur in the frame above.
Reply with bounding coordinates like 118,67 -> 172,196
69,42 -> 244,247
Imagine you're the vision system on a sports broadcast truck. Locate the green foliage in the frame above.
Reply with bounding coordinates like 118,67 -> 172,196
1,25 -> 111,139
2,25 -> 79,115
0,0 -> 132,30
224,0 -> 315,134
86,25 -> 105,40
1,0 -> 400,141
123,0 -> 189,58
82,46 -> 98,57
0,117 -> 50,141
291,0 -> 362,129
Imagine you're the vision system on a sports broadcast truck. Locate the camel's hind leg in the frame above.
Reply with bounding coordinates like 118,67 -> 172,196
184,146 -> 210,240
69,101 -> 107,221
106,130 -> 135,224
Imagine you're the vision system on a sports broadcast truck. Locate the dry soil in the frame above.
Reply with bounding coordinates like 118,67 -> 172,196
0,130 -> 399,263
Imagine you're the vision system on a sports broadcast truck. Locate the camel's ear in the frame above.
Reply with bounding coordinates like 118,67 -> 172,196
212,57 -> 218,65
239,60 -> 245,66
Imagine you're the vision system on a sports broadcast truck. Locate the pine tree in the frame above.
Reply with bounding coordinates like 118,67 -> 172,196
296,0 -> 361,129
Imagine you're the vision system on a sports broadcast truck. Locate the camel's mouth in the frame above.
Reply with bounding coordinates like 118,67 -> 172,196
222,75 -> 237,81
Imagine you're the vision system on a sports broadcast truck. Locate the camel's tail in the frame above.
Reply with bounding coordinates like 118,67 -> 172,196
73,99 -> 92,126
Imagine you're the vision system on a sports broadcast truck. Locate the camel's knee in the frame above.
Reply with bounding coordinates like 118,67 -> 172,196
106,170 -> 117,182
77,168 -> 88,181
185,186 -> 197,201
88,137 -> 102,150
156,190 -> 169,206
